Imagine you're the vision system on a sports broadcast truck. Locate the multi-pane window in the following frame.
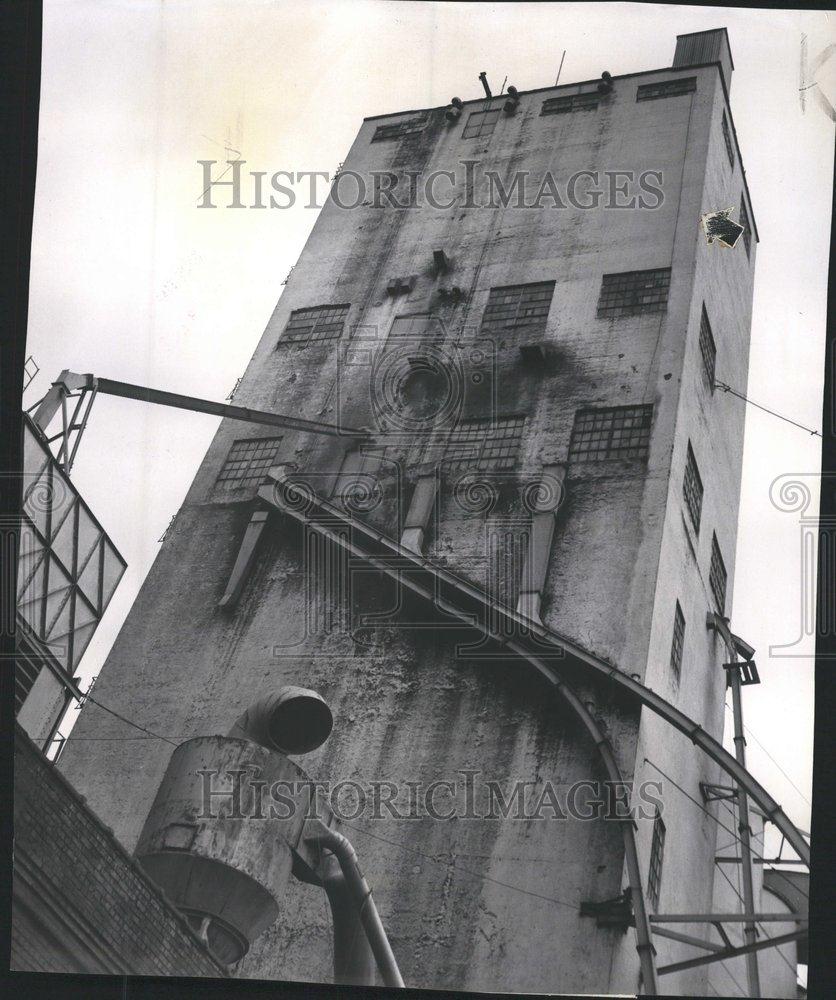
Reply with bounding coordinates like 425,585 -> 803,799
462,108 -> 502,139
699,306 -> 717,390
597,268 -> 671,318
440,415 -> 526,473
721,111 -> 735,168
739,194 -> 751,258
541,93 -> 600,115
480,281 -> 556,338
709,533 -> 728,613
683,442 -> 704,533
568,404 -> 653,462
647,809 -> 666,910
216,437 -> 283,489
636,77 -> 697,101
279,304 -> 350,346
670,601 -> 686,679
372,115 -> 428,142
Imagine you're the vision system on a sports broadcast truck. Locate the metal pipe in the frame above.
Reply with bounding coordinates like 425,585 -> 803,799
308,821 -> 404,988
321,852 -> 377,986
503,635 -> 659,995
259,472 -> 809,869
728,654 -> 761,995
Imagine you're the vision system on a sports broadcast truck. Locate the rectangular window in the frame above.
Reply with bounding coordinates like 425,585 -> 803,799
279,304 -> 350,346
441,415 -> 526,473
568,404 -> 653,462
216,437 -> 283,489
721,111 -> 735,168
709,533 -> 728,613
597,268 -> 671,319
683,442 -> 704,533
462,108 -> 502,139
670,601 -> 686,679
739,194 -> 751,257
636,77 -> 697,101
647,809 -> 666,910
541,93 -> 600,115
480,281 -> 556,338
699,306 -> 717,390
372,115 -> 428,142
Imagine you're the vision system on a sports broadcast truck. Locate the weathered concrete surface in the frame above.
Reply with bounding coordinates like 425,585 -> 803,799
59,50 -> 757,996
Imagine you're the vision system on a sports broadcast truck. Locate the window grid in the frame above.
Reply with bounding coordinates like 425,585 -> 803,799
709,533 -> 728,613
670,602 -> 686,679
462,109 -> 502,139
683,442 -> 704,533
739,194 -> 751,257
636,77 -> 697,101
699,306 -> 717,390
441,416 -> 526,473
568,405 -> 654,462
647,810 -> 666,910
480,281 -> 556,338
541,93 -> 600,115
372,116 -> 428,142
721,111 -> 735,168
597,269 -> 671,318
280,304 -> 350,346
216,438 -> 283,489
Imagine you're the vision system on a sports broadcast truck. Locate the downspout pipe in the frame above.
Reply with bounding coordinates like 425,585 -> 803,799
321,852 -> 378,986
309,821 -> 405,988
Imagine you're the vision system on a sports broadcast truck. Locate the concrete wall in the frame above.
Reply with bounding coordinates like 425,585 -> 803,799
12,726 -> 226,978
57,56 -> 757,994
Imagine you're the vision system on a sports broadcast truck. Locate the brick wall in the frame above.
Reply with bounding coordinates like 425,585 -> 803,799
12,726 -> 227,978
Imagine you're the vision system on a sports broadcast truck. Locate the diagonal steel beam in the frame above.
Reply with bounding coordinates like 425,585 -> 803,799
657,929 -> 807,976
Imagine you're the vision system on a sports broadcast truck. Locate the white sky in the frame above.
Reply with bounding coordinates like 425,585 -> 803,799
25,2 -> 835,857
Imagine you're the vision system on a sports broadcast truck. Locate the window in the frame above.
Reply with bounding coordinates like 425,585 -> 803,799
636,77 -> 697,101
670,601 -> 686,679
597,268 -> 671,318
721,111 -> 735,168
699,306 -> 717,390
216,437 -> 283,489
372,115 -> 428,142
739,194 -> 751,257
462,108 -> 502,139
480,281 -> 556,338
709,533 -> 728,613
568,404 -> 653,462
279,304 -> 350,346
647,809 -> 666,910
440,415 -> 526,473
683,442 -> 704,533
541,93 -> 600,115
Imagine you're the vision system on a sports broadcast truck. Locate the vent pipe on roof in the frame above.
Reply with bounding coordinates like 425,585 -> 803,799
478,72 -> 492,98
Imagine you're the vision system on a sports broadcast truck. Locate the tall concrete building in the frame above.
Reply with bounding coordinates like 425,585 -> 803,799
56,27 -> 806,996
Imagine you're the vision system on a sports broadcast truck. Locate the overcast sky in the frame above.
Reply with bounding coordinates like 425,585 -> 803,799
25,2 -> 835,855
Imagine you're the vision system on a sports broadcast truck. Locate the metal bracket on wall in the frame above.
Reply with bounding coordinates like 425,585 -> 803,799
580,888 -> 633,932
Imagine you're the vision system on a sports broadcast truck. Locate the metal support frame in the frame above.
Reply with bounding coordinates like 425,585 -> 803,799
656,930 -> 807,977
707,612 -> 761,996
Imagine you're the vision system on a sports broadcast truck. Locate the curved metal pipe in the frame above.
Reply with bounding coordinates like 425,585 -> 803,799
261,477 -> 809,867
321,852 -> 378,986
309,821 -> 404,988
502,635 -> 658,995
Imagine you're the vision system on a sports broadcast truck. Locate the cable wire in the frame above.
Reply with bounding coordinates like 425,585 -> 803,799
714,382 -> 820,437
